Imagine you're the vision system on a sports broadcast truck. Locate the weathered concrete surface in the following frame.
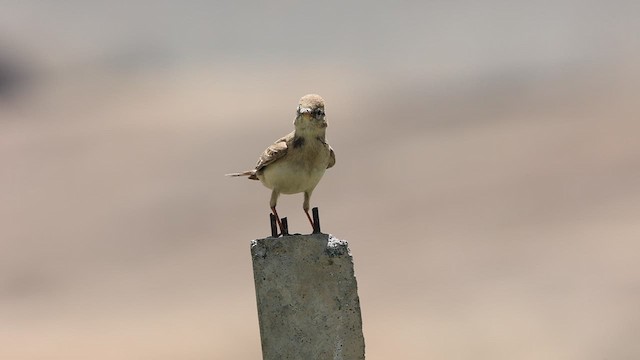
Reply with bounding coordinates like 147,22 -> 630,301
251,233 -> 365,360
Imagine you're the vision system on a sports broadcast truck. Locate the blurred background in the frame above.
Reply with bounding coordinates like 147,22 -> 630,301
2,1 -> 640,359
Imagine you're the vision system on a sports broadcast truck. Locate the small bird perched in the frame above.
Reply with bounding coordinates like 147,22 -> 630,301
226,94 -> 336,234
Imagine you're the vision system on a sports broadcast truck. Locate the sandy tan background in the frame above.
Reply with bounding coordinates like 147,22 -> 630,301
2,1 -> 640,359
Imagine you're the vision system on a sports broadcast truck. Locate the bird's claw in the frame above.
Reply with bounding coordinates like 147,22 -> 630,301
269,207 -> 321,237
269,213 -> 289,237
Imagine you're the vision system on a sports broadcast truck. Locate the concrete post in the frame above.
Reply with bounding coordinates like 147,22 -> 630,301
251,233 -> 365,360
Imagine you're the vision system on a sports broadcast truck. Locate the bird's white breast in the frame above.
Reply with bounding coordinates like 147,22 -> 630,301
258,140 -> 331,194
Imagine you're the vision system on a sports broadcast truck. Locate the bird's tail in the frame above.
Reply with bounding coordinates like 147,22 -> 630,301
225,170 -> 258,179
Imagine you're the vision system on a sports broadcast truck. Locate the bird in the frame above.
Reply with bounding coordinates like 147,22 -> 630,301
226,94 -> 335,234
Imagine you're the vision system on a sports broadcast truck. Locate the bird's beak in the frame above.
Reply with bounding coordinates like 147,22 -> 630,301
298,107 -> 312,115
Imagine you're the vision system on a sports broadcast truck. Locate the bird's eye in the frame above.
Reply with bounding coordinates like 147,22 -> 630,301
314,109 -> 325,117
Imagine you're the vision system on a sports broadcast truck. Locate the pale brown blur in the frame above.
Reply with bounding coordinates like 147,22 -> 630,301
2,1 -> 640,359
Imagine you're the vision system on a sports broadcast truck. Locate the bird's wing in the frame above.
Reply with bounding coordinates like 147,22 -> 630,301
255,132 -> 291,171
327,145 -> 336,169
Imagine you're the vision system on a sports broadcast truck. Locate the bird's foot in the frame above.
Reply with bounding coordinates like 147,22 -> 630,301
269,213 -> 289,237
306,207 -> 321,234
269,207 -> 321,237
281,217 -> 289,236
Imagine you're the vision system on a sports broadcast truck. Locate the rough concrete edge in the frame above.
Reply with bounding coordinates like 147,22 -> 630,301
251,233 -> 352,257
326,234 -> 351,257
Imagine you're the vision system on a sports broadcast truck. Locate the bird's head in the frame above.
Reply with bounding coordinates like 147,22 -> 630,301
294,94 -> 327,131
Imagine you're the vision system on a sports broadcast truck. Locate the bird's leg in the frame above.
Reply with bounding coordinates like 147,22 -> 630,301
271,206 -> 284,235
270,190 -> 284,235
303,191 -> 314,230
304,209 -> 314,228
